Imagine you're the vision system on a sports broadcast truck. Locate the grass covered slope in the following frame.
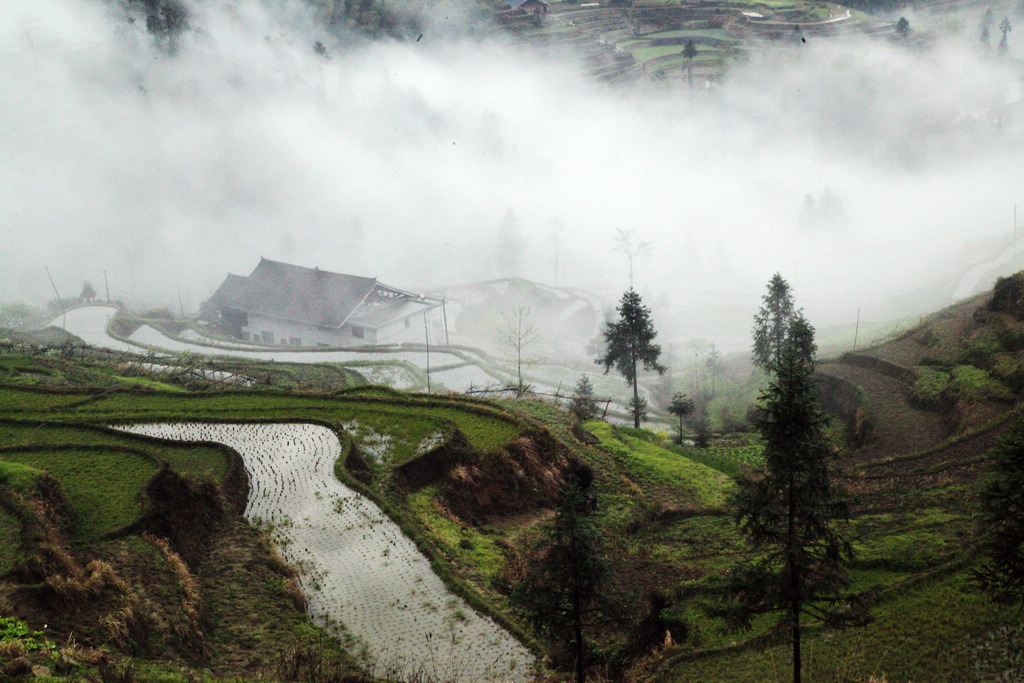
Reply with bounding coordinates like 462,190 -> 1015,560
4,270 -> 1024,682
0,359 -> 555,680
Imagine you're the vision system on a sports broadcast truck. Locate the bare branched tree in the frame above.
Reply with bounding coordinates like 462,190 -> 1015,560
499,306 -> 544,396
612,229 -> 651,288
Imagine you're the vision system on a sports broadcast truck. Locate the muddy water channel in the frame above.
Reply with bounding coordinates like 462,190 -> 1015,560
114,423 -> 533,681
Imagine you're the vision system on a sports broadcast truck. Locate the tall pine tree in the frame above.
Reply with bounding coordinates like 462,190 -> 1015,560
715,323 -> 864,683
974,418 -> 1024,609
596,289 -> 666,428
511,477 -> 607,683
752,273 -> 797,371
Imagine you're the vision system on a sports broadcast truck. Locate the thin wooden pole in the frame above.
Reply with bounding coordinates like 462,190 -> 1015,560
45,266 -> 65,329
441,300 -> 450,346
853,307 -> 861,352
423,311 -> 431,394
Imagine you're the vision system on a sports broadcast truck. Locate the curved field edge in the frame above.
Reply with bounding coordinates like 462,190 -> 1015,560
0,384 -> 545,664
0,384 -> 524,455
657,564 -> 1017,682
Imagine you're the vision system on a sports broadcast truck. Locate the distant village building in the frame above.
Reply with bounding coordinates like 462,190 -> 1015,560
203,258 -> 445,347
504,0 -> 548,22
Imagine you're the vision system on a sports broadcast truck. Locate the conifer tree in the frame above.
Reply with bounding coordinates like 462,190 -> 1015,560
668,392 -> 695,444
570,374 -> 599,421
974,418 -> 1024,609
511,477 -> 607,683
714,324 -> 864,683
596,289 -> 666,428
752,273 -> 796,371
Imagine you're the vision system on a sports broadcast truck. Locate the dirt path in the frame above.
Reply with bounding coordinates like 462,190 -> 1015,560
818,360 -> 951,462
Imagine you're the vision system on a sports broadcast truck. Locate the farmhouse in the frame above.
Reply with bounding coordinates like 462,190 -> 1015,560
203,258 -> 445,347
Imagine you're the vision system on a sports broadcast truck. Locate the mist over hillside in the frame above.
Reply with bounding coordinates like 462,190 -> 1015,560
1,0 -> 1022,349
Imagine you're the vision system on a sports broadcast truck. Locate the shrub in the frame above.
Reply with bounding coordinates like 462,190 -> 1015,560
569,375 -> 599,421
949,365 -> 1014,402
911,366 -> 950,408
962,331 -> 1001,368
994,319 -> 1024,352
988,273 -> 1024,317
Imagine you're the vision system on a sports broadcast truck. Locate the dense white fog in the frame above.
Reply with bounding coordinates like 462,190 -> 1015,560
1,0 -> 1021,347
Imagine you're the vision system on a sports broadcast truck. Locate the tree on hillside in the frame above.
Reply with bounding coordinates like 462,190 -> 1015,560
896,16 -> 910,37
499,306 -> 543,397
705,342 -> 723,398
511,476 -> 608,683
786,313 -> 817,368
668,392 -> 695,444
713,325 -> 865,683
596,289 -> 666,428
570,374 -> 600,421
612,229 -> 651,289
682,39 -> 698,89
998,17 -> 1012,55
752,273 -> 797,372
973,418 -> 1024,610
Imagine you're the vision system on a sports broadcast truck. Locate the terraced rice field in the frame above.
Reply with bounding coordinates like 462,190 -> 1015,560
57,306 -> 508,393
112,422 -> 534,681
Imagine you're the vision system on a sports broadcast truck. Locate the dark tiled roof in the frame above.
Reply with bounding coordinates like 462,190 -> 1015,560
213,258 -> 377,329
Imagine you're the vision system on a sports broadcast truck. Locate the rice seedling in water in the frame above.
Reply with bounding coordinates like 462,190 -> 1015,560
113,422 -> 534,681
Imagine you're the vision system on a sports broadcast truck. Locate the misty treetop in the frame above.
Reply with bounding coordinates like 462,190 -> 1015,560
752,273 -> 796,371
752,273 -> 817,372
596,288 -> 665,428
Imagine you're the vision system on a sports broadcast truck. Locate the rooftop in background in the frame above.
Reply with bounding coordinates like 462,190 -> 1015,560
204,258 -> 439,331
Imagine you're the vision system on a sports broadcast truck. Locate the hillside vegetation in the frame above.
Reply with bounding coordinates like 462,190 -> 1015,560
2,275 -> 1024,681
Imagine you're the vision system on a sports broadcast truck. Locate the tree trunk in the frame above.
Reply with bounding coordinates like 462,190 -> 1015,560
571,512 -> 586,683
792,605 -> 801,683
789,470 -> 801,683
632,351 -> 640,428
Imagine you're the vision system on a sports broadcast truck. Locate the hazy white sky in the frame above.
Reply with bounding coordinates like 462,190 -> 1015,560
1,0 -> 1021,348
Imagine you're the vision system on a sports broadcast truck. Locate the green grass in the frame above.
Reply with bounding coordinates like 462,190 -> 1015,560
0,447 -> 159,540
620,28 -> 730,43
407,487 -> 508,582
665,444 -> 742,478
0,508 -> 22,574
7,385 -> 523,455
586,421 -> 733,507
0,459 -> 44,493
950,365 -> 1014,402
662,569 -> 1016,682
1,423 -> 231,483
704,435 -> 765,469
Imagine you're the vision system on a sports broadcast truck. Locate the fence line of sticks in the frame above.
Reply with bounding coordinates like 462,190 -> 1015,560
462,383 -> 616,418
0,338 -> 260,387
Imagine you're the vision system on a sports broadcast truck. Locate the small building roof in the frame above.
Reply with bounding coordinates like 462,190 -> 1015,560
209,258 -> 377,329
207,258 -> 441,331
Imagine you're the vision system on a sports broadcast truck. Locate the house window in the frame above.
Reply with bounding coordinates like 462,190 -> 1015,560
262,331 -> 275,344
404,318 -> 411,328
351,326 -> 364,339
290,337 -> 302,346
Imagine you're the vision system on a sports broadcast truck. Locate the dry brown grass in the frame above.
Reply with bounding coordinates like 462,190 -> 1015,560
99,603 -> 146,651
43,557 -> 130,607
144,533 -> 204,646
0,639 -> 28,660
